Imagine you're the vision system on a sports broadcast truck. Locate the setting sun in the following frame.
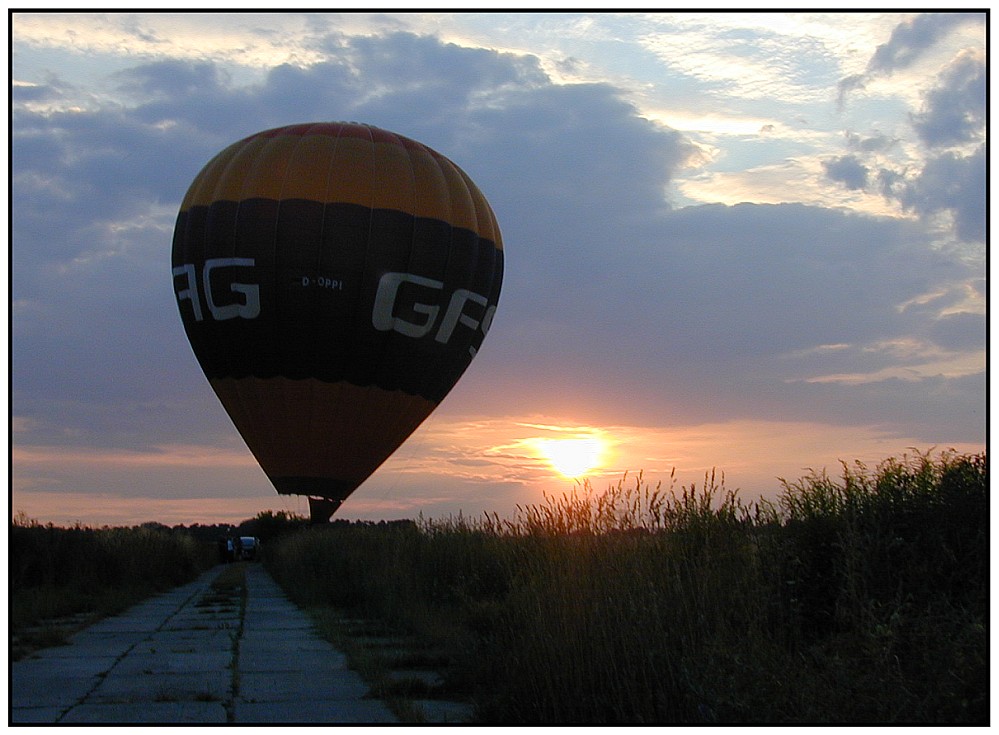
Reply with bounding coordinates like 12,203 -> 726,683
535,436 -> 605,479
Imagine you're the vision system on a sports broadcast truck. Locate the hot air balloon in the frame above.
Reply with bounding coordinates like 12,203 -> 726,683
171,122 -> 503,522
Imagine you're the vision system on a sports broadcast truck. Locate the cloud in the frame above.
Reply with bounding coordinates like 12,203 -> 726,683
894,144 -> 986,243
823,154 -> 869,190
837,12 -> 983,106
844,131 -> 897,154
794,339 -> 983,386
466,193 -> 982,443
927,311 -> 985,352
833,40 -> 984,244
12,77 -> 73,107
835,73 -> 866,110
866,13 -> 980,75
910,49 -> 985,148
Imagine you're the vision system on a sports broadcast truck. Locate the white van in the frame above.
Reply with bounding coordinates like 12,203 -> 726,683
237,536 -> 259,561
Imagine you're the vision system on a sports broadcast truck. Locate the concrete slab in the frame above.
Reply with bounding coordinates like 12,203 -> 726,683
12,653 -> 118,678
136,628 -> 235,652
242,617 -> 313,631
175,605 -> 241,619
87,669 -> 230,704
239,630 -> 342,655
162,617 -> 239,632
238,669 -> 370,702
60,701 -> 228,723
32,631 -> 147,658
82,616 -> 171,634
10,670 -> 102,708
111,648 -> 234,676
110,597 -> 185,614
240,646 -> 350,673
9,706 -> 67,723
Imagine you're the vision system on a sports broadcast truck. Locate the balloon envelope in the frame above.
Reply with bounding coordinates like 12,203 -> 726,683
171,122 -> 503,518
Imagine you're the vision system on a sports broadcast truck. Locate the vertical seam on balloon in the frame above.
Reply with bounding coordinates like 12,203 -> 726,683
395,136 -> 431,468
440,154 -> 481,394
341,124 -> 379,499
306,122 -> 344,477
382,130 -> 420,400
397,145 -> 457,447
227,137 -> 260,469
321,126 -> 371,494
475,180 -> 502,322
470,170 -> 503,354
273,128 -> 303,442
275,128 -> 297,447
369,130 -> 419,490
431,150 -> 458,406
199,139 -> 256,477
239,132 -> 286,464
461,166 -> 486,364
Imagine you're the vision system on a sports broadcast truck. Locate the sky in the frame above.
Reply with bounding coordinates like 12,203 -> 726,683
10,10 -> 988,527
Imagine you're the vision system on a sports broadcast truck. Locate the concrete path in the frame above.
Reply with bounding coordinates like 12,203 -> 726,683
11,564 -> 398,724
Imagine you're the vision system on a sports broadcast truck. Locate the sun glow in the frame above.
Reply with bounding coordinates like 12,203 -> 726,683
534,436 -> 606,479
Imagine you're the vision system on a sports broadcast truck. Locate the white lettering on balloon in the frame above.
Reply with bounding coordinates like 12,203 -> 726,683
173,265 -> 494,356
172,259 -> 260,321
372,272 -> 494,354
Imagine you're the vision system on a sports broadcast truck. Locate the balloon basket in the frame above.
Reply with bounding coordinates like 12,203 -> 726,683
308,497 -> 342,524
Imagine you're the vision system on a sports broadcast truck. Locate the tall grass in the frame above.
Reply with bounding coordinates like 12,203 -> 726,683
11,518 -> 216,656
264,450 -> 987,723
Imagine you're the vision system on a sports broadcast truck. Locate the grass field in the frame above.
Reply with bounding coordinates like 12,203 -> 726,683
264,450 -> 988,724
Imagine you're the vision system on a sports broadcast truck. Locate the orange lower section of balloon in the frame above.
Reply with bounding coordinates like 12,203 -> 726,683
210,376 -> 436,500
